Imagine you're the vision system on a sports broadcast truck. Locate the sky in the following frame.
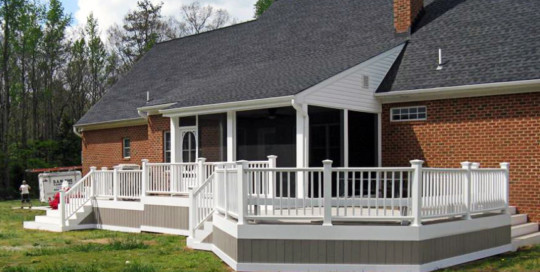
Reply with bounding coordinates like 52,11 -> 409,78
59,0 -> 258,38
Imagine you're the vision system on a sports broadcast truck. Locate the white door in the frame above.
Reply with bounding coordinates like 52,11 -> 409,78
180,127 -> 198,163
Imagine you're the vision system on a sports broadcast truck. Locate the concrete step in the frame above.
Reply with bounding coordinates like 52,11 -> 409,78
35,215 -> 61,225
46,209 -> 60,217
512,232 -> 540,251
24,221 -> 63,232
511,222 -> 539,238
508,206 -> 517,215
511,214 -> 528,226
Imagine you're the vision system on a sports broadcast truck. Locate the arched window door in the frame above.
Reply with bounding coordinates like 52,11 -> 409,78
180,129 -> 197,163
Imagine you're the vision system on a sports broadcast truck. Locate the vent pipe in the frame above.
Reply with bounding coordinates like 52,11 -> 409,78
436,48 -> 443,70
146,91 -> 150,102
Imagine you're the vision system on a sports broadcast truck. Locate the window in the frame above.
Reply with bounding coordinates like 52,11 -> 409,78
122,138 -> 131,158
164,131 -> 171,162
391,106 -> 427,121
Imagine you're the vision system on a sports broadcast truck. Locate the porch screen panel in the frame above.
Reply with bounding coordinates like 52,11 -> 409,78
348,110 -> 378,167
198,113 -> 227,162
237,107 -> 296,197
309,106 -> 344,167
236,107 -> 296,167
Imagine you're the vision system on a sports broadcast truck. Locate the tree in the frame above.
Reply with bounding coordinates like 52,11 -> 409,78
121,0 -> 166,64
181,1 -> 232,35
254,0 -> 274,18
85,13 -> 107,105
0,0 -> 26,194
42,0 -> 70,140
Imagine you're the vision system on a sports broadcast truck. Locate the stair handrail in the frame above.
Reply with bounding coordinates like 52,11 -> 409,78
189,172 -> 215,237
60,168 -> 95,225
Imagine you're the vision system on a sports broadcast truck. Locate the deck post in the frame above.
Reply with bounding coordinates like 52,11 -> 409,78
500,162 -> 510,214
90,166 -> 97,197
461,162 -> 472,220
188,187 -> 196,237
141,159 -> 149,198
267,155 -> 277,198
410,160 -> 424,226
59,190 -> 66,229
323,160 -> 333,226
237,160 -> 248,225
113,166 -> 120,201
197,158 -> 207,186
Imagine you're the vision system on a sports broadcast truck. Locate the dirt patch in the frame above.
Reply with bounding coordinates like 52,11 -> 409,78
81,239 -> 157,246
81,238 -> 110,245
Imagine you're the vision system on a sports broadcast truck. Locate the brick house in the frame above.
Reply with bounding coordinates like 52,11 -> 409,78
27,0 -> 538,271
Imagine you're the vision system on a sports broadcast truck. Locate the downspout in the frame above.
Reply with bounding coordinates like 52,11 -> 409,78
72,126 -> 82,138
137,109 -> 148,120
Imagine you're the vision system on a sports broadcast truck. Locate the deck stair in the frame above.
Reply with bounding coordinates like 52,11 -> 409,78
510,206 -> 540,250
187,217 -> 214,251
23,203 -> 94,232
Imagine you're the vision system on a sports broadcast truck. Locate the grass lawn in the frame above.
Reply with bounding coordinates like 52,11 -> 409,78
1,200 -> 538,272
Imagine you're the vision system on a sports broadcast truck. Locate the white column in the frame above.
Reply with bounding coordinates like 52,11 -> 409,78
171,117 -> 181,163
296,107 -> 306,198
59,190 -> 66,228
322,160 -> 333,226
188,188 -> 196,237
227,111 -> 236,162
237,160 -> 248,225
377,113 -> 382,167
197,157 -> 207,185
90,166 -> 97,197
267,155 -> 277,198
141,159 -> 149,198
461,161 -> 472,220
113,166 -> 120,201
500,162 -> 510,214
344,110 -> 349,167
410,160 -> 424,226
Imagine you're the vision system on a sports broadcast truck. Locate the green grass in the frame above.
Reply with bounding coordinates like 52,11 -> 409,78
0,200 -> 538,272
0,201 -> 229,272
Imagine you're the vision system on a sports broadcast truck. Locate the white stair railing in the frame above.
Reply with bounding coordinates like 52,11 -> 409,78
189,172 -> 216,238
60,168 -> 95,227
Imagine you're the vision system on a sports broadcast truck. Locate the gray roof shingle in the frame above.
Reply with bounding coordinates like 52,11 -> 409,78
76,0 -> 404,126
380,0 -> 540,92
76,0 -> 540,126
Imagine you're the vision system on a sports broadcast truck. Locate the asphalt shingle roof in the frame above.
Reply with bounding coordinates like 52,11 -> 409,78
381,0 -> 540,92
76,0 -> 540,126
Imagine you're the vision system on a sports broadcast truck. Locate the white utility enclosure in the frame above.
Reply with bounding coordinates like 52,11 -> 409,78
38,171 -> 81,202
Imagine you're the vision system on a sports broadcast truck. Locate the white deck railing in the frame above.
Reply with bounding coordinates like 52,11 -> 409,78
60,157 -> 509,230
213,160 -> 510,226
60,170 -> 94,226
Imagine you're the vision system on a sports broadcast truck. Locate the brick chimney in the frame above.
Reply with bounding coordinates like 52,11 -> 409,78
393,0 -> 424,33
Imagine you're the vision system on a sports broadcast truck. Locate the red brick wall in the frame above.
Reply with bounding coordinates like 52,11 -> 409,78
393,0 -> 424,33
381,92 -> 540,222
82,115 -> 170,174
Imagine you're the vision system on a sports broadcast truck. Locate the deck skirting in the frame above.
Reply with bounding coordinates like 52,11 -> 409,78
210,219 -> 511,271
79,202 -> 190,233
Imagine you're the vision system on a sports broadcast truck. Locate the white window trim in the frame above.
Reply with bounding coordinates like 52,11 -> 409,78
164,131 -> 171,162
390,106 -> 427,122
122,138 -> 131,158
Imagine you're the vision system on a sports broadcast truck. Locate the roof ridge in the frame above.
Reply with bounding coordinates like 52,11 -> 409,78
155,19 -> 257,46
